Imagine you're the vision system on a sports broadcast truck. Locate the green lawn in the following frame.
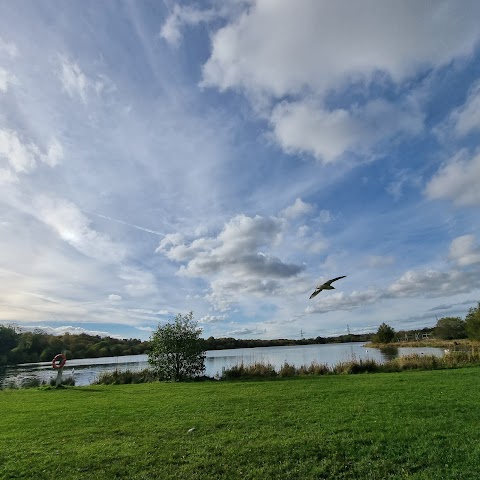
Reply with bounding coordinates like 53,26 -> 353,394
2,368 -> 480,479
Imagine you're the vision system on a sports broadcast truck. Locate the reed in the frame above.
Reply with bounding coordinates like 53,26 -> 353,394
220,349 -> 480,380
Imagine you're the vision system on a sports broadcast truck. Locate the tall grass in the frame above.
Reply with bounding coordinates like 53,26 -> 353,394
220,349 -> 480,380
94,368 -> 158,385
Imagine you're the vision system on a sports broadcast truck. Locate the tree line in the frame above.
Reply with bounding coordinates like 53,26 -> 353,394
373,302 -> 480,343
2,302 -> 479,366
0,326 -> 149,366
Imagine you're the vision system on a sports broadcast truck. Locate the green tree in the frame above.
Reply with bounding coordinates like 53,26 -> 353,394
465,302 -> 480,340
373,323 -> 395,344
148,312 -> 206,381
434,316 -> 467,340
0,325 -> 19,364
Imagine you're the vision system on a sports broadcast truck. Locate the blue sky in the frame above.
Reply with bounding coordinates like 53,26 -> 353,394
1,0 -> 480,341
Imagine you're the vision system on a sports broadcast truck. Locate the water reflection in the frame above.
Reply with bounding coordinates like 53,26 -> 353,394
1,342 -> 445,388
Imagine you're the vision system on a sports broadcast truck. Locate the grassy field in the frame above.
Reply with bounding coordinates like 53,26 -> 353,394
2,368 -> 480,479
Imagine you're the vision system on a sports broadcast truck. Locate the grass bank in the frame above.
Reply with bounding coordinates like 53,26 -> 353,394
366,339 -> 480,349
2,368 -> 480,479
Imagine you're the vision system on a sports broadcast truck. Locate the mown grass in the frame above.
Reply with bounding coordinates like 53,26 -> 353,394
2,368 -> 480,479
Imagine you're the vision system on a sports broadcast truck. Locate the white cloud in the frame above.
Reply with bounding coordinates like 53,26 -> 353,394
0,67 -> 14,93
33,195 -> 126,263
157,214 -> 304,310
306,289 -> 381,315
108,294 -> 122,302
449,235 -> 480,266
270,98 -> 423,162
60,57 -> 88,102
200,314 -> 227,323
0,129 -> 38,173
280,197 -> 313,219
451,81 -> 480,137
58,57 -> 113,103
425,150 -> 480,206
0,167 -> 17,185
18,324 -> 119,338
136,325 -> 154,333
228,327 -> 265,336
42,139 -> 64,167
296,225 -> 327,254
200,1 -> 479,162
160,5 -> 216,47
127,308 -> 166,315
202,1 -> 480,98
0,129 -> 63,179
387,268 -> 480,298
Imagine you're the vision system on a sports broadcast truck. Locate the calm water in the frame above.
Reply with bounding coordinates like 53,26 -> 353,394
0,342 -> 445,388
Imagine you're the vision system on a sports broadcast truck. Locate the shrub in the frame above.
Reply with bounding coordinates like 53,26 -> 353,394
95,368 -> 158,385
221,362 -> 277,380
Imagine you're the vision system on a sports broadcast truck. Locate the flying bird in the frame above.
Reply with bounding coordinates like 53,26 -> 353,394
309,276 -> 346,299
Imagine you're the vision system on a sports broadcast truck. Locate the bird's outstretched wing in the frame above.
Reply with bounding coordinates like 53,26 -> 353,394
309,275 -> 346,299
309,288 -> 322,299
325,275 -> 347,286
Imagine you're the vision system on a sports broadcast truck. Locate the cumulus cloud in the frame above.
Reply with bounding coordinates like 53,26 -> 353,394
157,213 -> 304,310
307,264 -> 480,315
200,1 -> 479,162
387,268 -> 480,298
425,150 -> 480,206
280,197 -> 313,219
202,1 -> 480,97
33,195 -> 126,263
449,234 -> 480,266
306,289 -> 381,314
270,98 -> 423,162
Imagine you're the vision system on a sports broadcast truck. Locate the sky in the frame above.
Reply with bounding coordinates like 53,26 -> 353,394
1,0 -> 480,341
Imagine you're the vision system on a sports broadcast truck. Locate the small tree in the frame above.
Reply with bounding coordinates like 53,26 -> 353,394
148,312 -> 206,381
373,322 -> 395,344
465,302 -> 480,340
434,316 -> 467,340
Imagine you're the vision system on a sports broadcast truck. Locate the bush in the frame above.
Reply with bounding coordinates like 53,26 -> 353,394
221,362 -> 277,380
95,368 -> 158,385
297,362 -> 330,376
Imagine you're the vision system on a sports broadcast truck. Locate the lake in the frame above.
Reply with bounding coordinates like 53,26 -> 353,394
0,342 -> 446,388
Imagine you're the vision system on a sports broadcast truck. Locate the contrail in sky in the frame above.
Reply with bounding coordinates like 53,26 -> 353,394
83,210 -> 165,236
